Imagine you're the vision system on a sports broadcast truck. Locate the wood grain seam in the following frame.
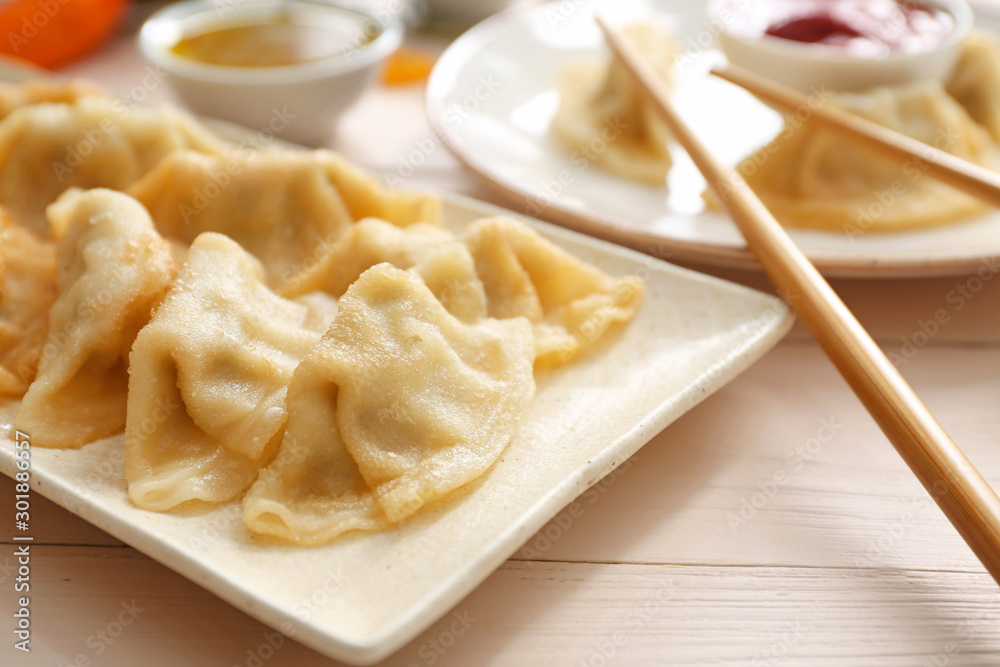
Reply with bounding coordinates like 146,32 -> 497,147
508,556 -> 991,576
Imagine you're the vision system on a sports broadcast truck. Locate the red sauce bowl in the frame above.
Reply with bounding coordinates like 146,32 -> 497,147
716,0 -> 974,92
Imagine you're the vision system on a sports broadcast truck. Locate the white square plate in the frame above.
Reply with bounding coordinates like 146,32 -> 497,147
0,194 -> 792,664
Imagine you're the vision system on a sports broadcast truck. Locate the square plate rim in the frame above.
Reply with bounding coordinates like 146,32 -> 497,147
0,195 -> 794,664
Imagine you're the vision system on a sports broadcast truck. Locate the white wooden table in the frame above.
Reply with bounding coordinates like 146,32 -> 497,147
4,8 -> 1000,666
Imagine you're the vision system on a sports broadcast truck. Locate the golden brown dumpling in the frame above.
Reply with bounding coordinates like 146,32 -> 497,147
410,241 -> 489,324
947,30 -> 1000,144
125,233 -> 333,511
0,211 -> 57,395
279,217 -> 455,297
282,215 -> 642,366
127,150 -> 441,288
0,79 -> 107,121
0,97 -> 227,236
14,189 -> 177,448
243,263 -> 535,544
736,80 -> 1000,232
552,23 -> 675,185
305,150 -> 441,227
461,217 -> 644,367
0,80 -> 104,223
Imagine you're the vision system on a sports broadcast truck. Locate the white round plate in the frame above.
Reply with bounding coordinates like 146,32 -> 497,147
427,0 -> 1000,277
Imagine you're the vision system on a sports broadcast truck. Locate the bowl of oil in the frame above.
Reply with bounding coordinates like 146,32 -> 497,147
139,0 -> 403,144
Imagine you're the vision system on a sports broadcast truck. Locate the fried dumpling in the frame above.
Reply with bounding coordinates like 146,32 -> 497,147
735,80 -> 1000,232
308,149 -> 441,227
461,217 -> 644,367
286,215 -> 643,366
14,189 -> 176,448
0,79 -> 107,121
280,217 -> 455,297
127,150 -> 441,288
552,23 -> 675,185
0,96 -> 227,236
0,211 -> 57,395
410,241 -> 489,324
243,264 -> 535,544
125,233 -> 333,511
947,30 -> 1000,144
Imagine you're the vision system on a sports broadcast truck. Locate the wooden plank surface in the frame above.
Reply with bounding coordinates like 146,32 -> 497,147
2,549 -> 999,666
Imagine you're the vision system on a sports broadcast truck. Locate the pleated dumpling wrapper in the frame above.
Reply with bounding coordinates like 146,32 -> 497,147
0,79 -> 107,122
551,23 -> 676,185
243,263 -> 535,545
280,217 -> 456,298
946,30 -> 1000,144
14,189 -> 177,448
0,211 -> 57,395
461,217 -> 644,367
125,233 -> 338,512
734,80 -> 1000,232
409,239 -> 490,324
282,214 -> 644,366
0,96 -> 227,236
127,150 -> 440,288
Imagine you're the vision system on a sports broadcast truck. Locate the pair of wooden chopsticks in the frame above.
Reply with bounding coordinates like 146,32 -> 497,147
596,18 -> 1000,585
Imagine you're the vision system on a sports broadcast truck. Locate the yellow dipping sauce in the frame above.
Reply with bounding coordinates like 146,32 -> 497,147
171,6 -> 377,68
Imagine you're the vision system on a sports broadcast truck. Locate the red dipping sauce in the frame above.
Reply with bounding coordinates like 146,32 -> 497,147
734,0 -> 955,57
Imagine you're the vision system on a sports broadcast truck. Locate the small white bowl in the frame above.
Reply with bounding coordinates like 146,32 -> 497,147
139,0 -> 403,145
716,0 -> 974,93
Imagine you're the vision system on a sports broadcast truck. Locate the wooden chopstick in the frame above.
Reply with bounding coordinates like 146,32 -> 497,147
712,62 -> 1000,209
596,17 -> 1000,585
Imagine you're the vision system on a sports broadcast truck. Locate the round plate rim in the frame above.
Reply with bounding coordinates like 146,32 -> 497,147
425,0 -> 1000,279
